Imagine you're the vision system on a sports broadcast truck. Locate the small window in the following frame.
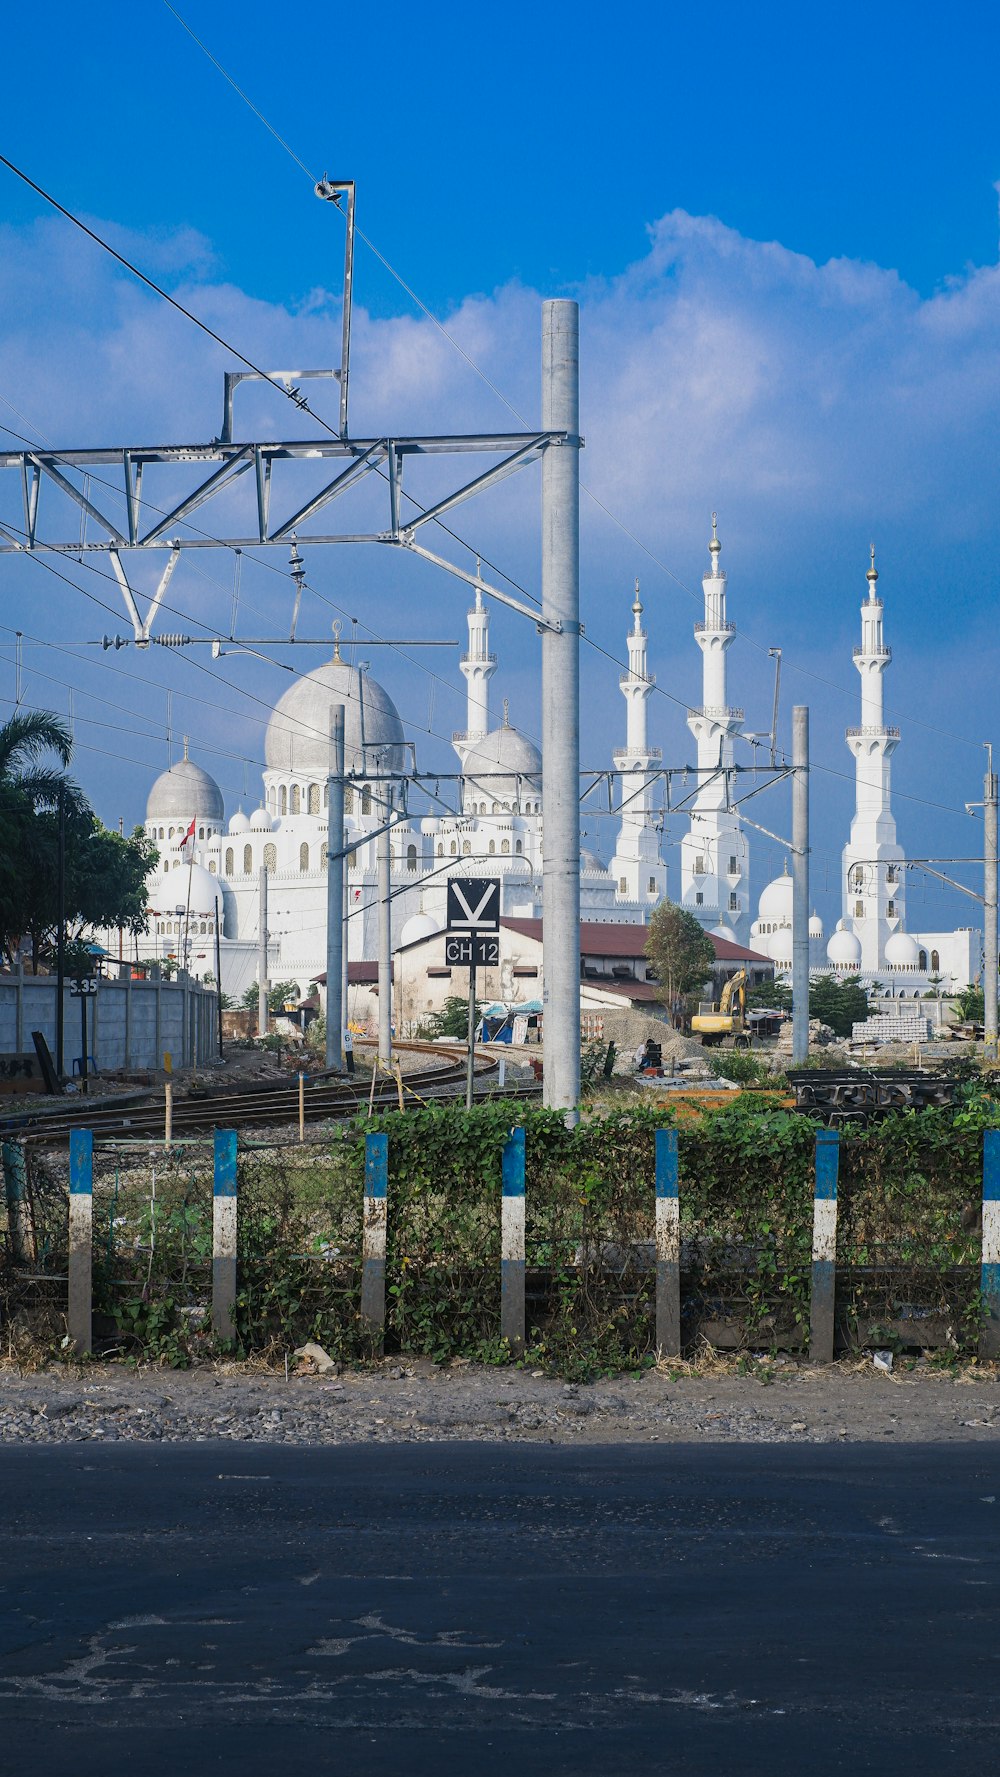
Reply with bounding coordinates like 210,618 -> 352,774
918,949 -> 928,970
243,844 -> 253,874
931,950 -> 940,972
290,785 -> 301,815
299,843 -> 309,872
308,783 -> 320,815
462,840 -> 472,856
437,843 -> 444,858
695,855 -> 705,875
515,840 -> 523,855
450,840 -> 457,856
648,876 -> 656,893
501,839 -> 510,855
886,865 -> 897,884
320,843 -> 328,868
729,892 -> 738,912
488,840 -> 496,855
850,865 -> 863,891
348,848 -> 357,868
887,899 -> 895,918
729,856 -> 738,876
169,826 -> 176,839
264,843 -> 277,871
225,848 -> 234,875
279,786 -> 287,815
344,786 -> 354,815
407,843 -> 417,871
198,826 -> 205,840
855,900 -> 864,918
695,892 -> 704,906
200,921 -> 207,935
324,785 -> 329,808
619,877 -> 628,894
362,787 -> 371,816
209,861 -> 217,874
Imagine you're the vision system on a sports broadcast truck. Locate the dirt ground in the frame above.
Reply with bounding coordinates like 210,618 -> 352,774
1,1356 -> 997,1447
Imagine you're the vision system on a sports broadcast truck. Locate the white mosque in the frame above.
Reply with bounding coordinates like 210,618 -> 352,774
137,588 -> 667,1000
132,527 -> 980,1003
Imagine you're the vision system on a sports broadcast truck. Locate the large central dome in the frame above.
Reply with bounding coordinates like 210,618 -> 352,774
265,656 -> 406,777
463,721 -> 542,809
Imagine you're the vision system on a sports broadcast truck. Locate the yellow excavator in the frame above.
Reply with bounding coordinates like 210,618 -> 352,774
691,968 -> 752,1048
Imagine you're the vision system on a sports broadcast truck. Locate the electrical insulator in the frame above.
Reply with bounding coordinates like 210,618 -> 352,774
153,634 -> 191,647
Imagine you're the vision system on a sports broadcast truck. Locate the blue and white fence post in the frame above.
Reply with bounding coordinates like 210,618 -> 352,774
501,1126 -> 526,1352
810,1128 -> 840,1364
980,1129 -> 1000,1360
655,1128 -> 681,1358
212,1128 -> 238,1342
362,1132 -> 388,1342
68,1128 -> 93,1356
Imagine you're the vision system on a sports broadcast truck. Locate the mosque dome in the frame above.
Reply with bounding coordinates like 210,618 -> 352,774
766,928 -> 792,963
827,922 -> 862,968
265,648 -> 406,777
249,807 -> 274,832
398,911 -> 441,949
228,808 -> 251,835
580,849 -> 603,873
710,922 -> 736,941
885,931 -> 920,969
463,715 -> 542,806
147,744 -> 224,826
146,860 -> 223,917
757,865 -> 793,925
809,912 -> 824,939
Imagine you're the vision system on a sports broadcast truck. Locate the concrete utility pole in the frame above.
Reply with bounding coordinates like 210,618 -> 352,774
257,864 -> 269,1039
541,299 -> 581,1121
791,705 -> 810,1065
985,748 -> 998,1057
325,704 -> 345,1071
377,783 -> 393,1067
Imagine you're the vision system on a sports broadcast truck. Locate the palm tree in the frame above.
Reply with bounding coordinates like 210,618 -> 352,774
0,709 -> 77,808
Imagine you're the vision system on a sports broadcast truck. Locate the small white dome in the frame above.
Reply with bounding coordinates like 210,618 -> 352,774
809,913 -> 824,938
885,931 -> 920,969
757,868 -> 794,923
146,860 -> 223,916
711,922 -> 736,940
228,808 -> 251,835
767,928 -> 792,963
398,911 -> 441,949
249,807 -> 274,832
827,926 -> 862,967
580,849 -> 603,872
463,720 -> 542,807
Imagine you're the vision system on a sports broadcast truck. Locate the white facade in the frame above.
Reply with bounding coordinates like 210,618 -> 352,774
680,519 -> 750,944
137,592 -> 667,999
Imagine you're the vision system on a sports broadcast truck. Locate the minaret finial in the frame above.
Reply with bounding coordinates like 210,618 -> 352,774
502,697 -> 510,727
632,577 -> 643,628
866,542 -> 879,598
475,560 -> 483,610
709,511 -> 722,573
182,734 -> 189,762
331,617 -> 342,662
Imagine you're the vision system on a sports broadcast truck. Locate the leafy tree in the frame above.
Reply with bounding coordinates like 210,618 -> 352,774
241,980 -> 301,1013
644,900 -> 716,1008
429,994 -> 484,1039
747,979 -> 793,1013
807,973 -> 870,1038
953,985 -> 985,1024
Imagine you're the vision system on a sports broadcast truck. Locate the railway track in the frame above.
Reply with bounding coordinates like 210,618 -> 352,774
3,1039 -> 529,1147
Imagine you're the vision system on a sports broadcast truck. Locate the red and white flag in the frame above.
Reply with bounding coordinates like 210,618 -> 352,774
178,818 -> 196,850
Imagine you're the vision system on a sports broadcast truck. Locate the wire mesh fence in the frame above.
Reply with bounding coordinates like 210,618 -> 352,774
0,1143 -> 69,1354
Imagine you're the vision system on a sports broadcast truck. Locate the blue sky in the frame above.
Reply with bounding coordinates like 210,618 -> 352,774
1,0 -> 998,933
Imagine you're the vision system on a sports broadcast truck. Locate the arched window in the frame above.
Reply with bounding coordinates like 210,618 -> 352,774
299,842 -> 309,872
492,801 -> 500,814
324,785 -> 328,808
264,843 -> 277,871
407,844 -> 417,872
320,843 -> 328,868
308,783 -> 320,815
243,844 -> 253,874
436,842 -> 444,858
290,785 -> 301,815
159,826 -> 165,840
198,826 -> 205,841
267,788 -> 275,815
279,786 -> 287,815
488,840 -> 496,855
501,839 -> 510,855
462,840 -> 472,855
931,949 -> 940,972
200,921 -> 207,935
361,787 -> 371,816
450,840 -> 457,856
169,826 -> 176,839
225,848 -> 234,875
515,840 -> 522,855
348,848 -> 357,868
344,786 -> 354,815
919,949 -> 928,970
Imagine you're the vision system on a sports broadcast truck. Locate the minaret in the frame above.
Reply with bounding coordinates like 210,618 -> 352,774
609,581 -> 666,905
679,517 -> 750,942
454,583 -> 497,764
841,546 -> 905,971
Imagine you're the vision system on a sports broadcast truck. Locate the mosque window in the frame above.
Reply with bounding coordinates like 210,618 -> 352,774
648,876 -> 656,894
348,848 -> 357,868
320,844 -> 328,868
695,855 -> 705,875
488,840 -> 496,855
200,921 -> 207,936
515,840 -> 522,855
209,861 -> 216,874
450,840 -> 457,856
169,826 -> 176,839
264,843 -> 277,871
729,856 -> 738,875
291,785 -> 301,815
279,786 -> 287,816
619,877 -> 628,894
492,802 -> 500,815
850,865 -> 863,891
886,865 -> 898,883
362,788 -> 372,817
225,848 -> 234,875
436,843 -> 444,858
729,892 -> 738,912
159,827 -> 165,840
308,784 -> 320,815
695,892 -> 703,905
344,787 -> 354,814
407,844 -> 417,871
931,950 -> 940,972
243,845 -> 253,874
501,839 -> 510,855
855,900 -> 864,918
462,841 -> 472,856
198,827 -> 205,840
887,899 -> 896,918
919,949 -> 928,971
299,843 -> 309,872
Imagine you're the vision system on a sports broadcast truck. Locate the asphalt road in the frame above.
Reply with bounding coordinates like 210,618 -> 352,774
1,1442 -> 997,1775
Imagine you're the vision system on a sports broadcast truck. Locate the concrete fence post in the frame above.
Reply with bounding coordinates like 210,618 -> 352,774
980,1129 -> 1000,1359
501,1126 -> 526,1353
212,1128 -> 238,1342
810,1128 -> 840,1364
2,1139 -> 33,1267
361,1132 -> 388,1343
68,1128 -> 93,1356
655,1127 -> 681,1357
